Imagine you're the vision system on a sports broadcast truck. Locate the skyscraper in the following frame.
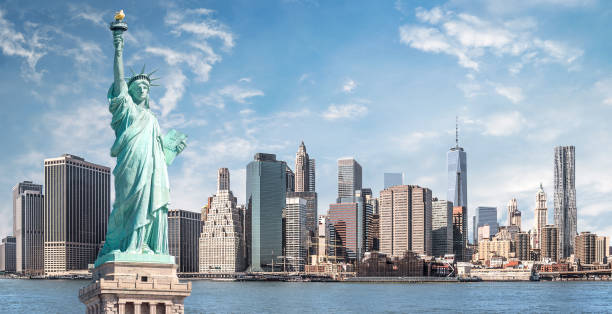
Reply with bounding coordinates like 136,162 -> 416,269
0,236 -> 16,272
541,225 -> 559,262
447,120 -> 467,258
554,146 -> 576,258
379,185 -> 432,257
168,209 -> 201,273
200,169 -> 244,273
337,158 -> 362,203
285,197 -> 308,271
327,202 -> 363,262
292,142 -> 318,259
432,199 -> 453,257
43,154 -> 110,275
473,206 -> 498,245
411,186 -> 432,256
534,184 -> 548,249
575,232 -> 596,265
247,153 -> 287,272
507,198 -> 521,230
383,173 -> 403,189
13,181 -> 44,275
379,186 -> 411,258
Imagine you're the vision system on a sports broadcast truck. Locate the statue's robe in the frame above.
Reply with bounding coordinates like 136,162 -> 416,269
97,81 -> 170,258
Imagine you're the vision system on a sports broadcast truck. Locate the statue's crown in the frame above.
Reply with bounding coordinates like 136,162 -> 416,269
127,65 -> 159,87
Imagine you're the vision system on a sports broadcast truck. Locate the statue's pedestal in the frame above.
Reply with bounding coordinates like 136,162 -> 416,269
79,262 -> 191,314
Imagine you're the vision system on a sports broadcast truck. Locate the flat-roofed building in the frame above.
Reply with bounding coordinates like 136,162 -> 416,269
43,154 -> 110,275
0,236 -> 16,272
541,225 -> 559,262
432,199 -> 452,257
13,181 -> 44,275
575,231 -> 597,265
168,209 -> 201,273
285,197 -> 308,271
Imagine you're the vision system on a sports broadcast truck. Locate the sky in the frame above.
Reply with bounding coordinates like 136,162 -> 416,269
1,0 -> 612,242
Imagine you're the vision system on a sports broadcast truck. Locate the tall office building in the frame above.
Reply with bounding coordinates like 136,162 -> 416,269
554,146 -> 576,259
447,121 -> 467,258
453,206 -> 467,261
534,184 -> 548,249
292,142 -> 318,259
0,236 -> 16,272
379,186 -> 410,258
379,185 -> 432,257
327,202 -> 363,262
383,173 -> 403,189
474,206 -> 498,245
285,197 -> 308,271
337,158 -> 362,203
507,198 -> 521,230
575,232 -> 596,265
432,199 -> 453,257
411,186 -> 432,256
515,232 -> 530,261
595,236 -> 610,264
247,153 -> 287,272
541,225 -> 559,262
168,209 -> 201,273
13,181 -> 44,275
200,168 -> 244,273
44,154 -> 110,275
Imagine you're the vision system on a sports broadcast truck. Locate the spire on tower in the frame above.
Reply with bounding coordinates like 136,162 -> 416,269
455,116 -> 459,148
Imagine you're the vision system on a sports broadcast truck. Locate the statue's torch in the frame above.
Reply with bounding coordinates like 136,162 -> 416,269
109,10 -> 128,42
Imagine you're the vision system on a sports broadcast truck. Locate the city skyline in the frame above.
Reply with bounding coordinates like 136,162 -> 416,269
2,1 -> 612,244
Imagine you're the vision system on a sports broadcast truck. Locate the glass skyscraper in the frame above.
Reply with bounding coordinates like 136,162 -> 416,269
474,206 -> 498,244
337,158 -> 362,203
447,123 -> 467,255
554,145 -> 576,258
247,153 -> 287,272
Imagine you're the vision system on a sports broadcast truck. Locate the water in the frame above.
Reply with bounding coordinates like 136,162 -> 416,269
1,279 -> 612,313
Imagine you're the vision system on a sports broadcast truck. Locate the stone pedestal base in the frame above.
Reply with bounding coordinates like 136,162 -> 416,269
79,262 -> 191,314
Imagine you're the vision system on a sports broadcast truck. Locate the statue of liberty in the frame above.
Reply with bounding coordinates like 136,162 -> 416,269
95,12 -> 187,266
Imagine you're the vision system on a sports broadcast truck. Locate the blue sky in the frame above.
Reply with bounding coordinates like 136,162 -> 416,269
1,0 -> 612,242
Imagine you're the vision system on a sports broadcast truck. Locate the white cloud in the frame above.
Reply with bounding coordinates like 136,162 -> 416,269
416,6 -> 445,24
196,85 -> 264,109
239,77 -> 252,83
68,4 -> 106,28
158,69 -> 187,117
165,8 -> 234,49
399,7 -> 582,72
495,85 -> 524,103
342,79 -> 357,93
482,111 -> 526,136
322,104 -> 368,120
219,85 -> 264,103
0,9 -> 47,82
146,47 -> 213,82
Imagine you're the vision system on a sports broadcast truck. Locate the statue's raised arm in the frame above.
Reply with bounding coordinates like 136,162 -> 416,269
110,11 -> 127,96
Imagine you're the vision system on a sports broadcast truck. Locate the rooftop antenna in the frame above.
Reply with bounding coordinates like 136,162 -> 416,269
455,116 -> 459,148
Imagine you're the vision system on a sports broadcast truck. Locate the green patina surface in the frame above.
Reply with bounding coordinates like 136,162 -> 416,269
95,17 -> 187,267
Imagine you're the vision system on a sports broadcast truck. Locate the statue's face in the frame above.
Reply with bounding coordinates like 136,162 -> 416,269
129,80 -> 150,104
